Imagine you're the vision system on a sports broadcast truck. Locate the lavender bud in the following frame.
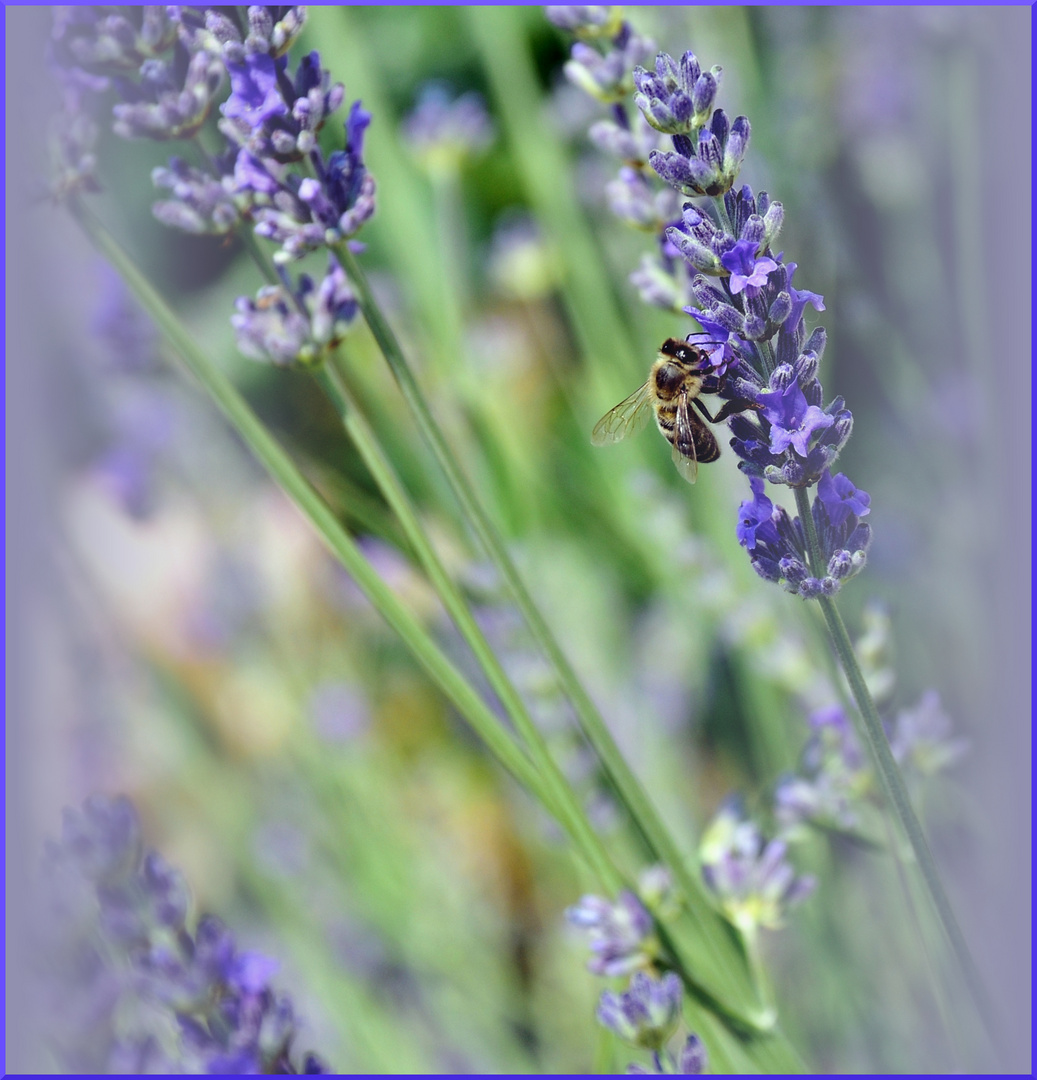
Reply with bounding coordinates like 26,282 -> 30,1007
795,350 -> 819,382
762,199 -> 784,245
679,1034 -> 708,1074
691,70 -> 719,118
768,291 -> 793,325
742,312 -> 766,339
827,550 -> 854,580
740,213 -> 765,246
780,556 -> 808,585
545,6 -> 624,37
781,459 -> 807,485
832,412 -> 854,446
804,325 -> 827,358
768,363 -> 796,391
722,114 -> 750,176
710,303 -> 748,334
665,225 -> 722,273
798,577 -> 824,599
648,148 -> 696,191
751,555 -> 781,582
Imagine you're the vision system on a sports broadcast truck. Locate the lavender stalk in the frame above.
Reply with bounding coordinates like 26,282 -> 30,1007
546,3 -> 991,1039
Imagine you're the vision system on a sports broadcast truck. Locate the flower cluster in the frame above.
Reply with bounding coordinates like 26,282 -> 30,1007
232,256 -> 359,367
34,794 -> 329,1074
736,471 -> 871,598
699,798 -> 815,937
566,869 -> 705,1073
47,6 -> 375,370
546,7 -> 654,105
774,705 -> 872,835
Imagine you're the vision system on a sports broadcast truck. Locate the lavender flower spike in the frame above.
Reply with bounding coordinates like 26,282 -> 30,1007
35,794 -> 331,1074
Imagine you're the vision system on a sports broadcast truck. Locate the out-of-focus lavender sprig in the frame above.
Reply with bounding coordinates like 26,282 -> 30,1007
597,971 -> 682,1051
698,797 -> 815,939
888,690 -> 969,780
774,705 -> 873,838
566,888 -> 658,977
548,7 -> 707,316
35,794 -> 330,1074
776,692 -> 968,843
47,6 -> 375,370
565,864 -> 706,1073
401,83 -> 494,178
82,263 -> 178,519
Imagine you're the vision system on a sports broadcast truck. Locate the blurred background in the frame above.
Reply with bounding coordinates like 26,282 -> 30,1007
7,6 -> 1030,1073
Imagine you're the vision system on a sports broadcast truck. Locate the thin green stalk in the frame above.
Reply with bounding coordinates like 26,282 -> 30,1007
314,355 -> 622,892
329,239 -> 771,1026
793,486 -> 825,579
792,485 -> 993,1041
69,198 -> 560,819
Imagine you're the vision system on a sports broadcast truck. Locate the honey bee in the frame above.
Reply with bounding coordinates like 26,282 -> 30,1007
592,338 -> 751,483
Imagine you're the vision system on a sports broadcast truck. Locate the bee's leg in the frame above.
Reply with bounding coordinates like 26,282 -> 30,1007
694,397 -> 762,424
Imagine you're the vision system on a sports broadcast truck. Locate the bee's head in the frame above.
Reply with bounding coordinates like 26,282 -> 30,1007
659,337 -> 711,372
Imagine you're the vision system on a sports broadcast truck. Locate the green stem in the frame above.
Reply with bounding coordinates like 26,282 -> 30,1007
330,240 -> 770,1026
68,198 -> 562,819
314,355 -> 622,891
711,194 -> 735,237
793,486 -> 825,578
794,485 -> 993,1040
819,594 -> 993,1037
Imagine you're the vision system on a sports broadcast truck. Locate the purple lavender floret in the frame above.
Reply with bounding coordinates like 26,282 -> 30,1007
224,51 -> 288,129
699,798 -> 815,934
152,154 -> 244,234
33,794 -> 331,1074
220,49 -> 345,161
232,256 -> 359,367
248,100 -> 377,262
597,971 -> 683,1050
566,889 -> 656,976
649,108 -> 750,198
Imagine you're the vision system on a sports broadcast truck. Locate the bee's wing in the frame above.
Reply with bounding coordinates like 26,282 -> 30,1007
591,381 -> 654,446
671,391 -> 701,484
